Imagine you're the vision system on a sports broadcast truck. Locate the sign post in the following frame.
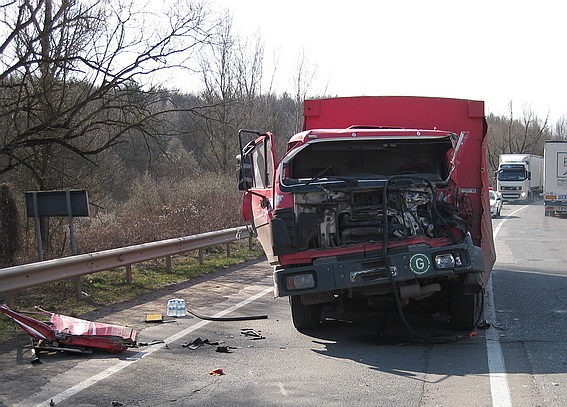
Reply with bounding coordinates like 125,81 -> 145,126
25,189 -> 90,297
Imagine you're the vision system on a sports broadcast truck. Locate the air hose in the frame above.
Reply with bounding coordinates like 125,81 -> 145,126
185,308 -> 268,322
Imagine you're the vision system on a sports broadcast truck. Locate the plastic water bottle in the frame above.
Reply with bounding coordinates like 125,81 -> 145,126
174,299 -> 181,317
177,299 -> 186,317
166,298 -> 186,317
167,299 -> 176,317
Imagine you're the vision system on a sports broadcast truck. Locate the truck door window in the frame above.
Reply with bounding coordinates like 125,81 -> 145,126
251,138 -> 274,189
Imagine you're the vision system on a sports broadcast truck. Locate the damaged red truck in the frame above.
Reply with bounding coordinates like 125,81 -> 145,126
237,96 -> 495,331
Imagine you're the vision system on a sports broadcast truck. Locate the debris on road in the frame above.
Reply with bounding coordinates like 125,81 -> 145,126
208,368 -> 224,376
0,304 -> 137,356
186,307 -> 267,322
215,345 -> 236,353
181,337 -> 224,350
241,328 -> 265,340
145,314 -> 163,323
477,320 -> 491,330
137,340 -> 165,347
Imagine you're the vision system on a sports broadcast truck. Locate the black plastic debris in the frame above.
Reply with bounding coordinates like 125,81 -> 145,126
181,338 -> 223,350
241,328 -> 265,340
137,340 -> 165,347
477,320 -> 491,330
215,346 -> 237,353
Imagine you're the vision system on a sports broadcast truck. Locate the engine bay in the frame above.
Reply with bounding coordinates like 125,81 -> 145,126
293,178 -> 467,250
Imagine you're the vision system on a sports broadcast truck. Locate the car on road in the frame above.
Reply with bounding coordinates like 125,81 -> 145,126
490,189 -> 503,218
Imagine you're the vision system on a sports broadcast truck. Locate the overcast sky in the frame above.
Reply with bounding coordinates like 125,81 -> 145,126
209,0 -> 566,123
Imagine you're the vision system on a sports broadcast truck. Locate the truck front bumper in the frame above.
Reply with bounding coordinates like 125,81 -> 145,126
273,240 -> 486,297
545,200 -> 567,213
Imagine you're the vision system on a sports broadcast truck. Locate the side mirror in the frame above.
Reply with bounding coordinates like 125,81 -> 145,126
527,171 -> 532,180
236,154 -> 253,191
493,171 -> 497,180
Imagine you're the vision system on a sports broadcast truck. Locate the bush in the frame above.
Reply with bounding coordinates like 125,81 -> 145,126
75,172 -> 244,253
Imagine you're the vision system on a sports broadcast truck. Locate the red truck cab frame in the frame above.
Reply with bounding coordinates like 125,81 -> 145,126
237,96 -> 495,331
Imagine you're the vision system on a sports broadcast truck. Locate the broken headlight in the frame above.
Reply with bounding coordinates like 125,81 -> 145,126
434,253 -> 463,269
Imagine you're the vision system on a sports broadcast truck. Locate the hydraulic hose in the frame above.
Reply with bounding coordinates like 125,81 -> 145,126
185,308 -> 268,322
382,177 -> 418,335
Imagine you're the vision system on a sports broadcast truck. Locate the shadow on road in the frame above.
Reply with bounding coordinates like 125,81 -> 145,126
296,266 -> 567,380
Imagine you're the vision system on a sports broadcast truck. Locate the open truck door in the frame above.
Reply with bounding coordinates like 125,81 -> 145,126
237,130 -> 277,260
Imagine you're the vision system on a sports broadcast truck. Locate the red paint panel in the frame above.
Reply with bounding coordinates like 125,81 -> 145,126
303,96 -> 483,136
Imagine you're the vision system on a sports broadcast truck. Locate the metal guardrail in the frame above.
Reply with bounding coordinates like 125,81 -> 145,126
0,226 -> 252,301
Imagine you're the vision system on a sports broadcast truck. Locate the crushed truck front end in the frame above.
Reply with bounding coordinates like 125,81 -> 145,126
237,97 -> 494,331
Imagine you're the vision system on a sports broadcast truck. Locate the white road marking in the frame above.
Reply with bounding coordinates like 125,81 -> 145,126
487,205 -> 528,407
278,382 -> 289,396
35,285 -> 274,407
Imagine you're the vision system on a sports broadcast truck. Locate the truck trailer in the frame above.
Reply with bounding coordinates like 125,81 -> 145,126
543,140 -> 567,216
237,96 -> 495,331
496,154 -> 543,201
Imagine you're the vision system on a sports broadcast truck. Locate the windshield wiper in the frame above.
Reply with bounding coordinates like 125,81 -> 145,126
305,166 -> 333,184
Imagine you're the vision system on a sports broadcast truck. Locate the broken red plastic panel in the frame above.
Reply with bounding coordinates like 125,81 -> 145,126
0,304 -> 137,353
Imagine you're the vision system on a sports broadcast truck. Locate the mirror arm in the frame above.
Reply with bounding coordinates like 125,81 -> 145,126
245,190 -> 271,209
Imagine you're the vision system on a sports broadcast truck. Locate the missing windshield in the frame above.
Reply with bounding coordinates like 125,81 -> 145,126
284,139 -> 450,184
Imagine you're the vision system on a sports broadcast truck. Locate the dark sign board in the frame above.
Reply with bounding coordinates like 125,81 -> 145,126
25,190 -> 90,217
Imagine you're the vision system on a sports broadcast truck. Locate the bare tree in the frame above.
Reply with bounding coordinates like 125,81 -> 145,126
0,0 -> 212,258
550,117 -> 567,140
291,50 -> 318,133
194,12 -> 265,174
0,182 -> 20,267
0,0 -> 212,183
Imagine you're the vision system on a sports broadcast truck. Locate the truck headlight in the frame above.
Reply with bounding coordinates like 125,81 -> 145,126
434,253 -> 463,269
285,273 -> 315,290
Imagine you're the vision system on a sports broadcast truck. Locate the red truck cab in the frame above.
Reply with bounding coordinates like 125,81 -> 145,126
237,96 -> 495,331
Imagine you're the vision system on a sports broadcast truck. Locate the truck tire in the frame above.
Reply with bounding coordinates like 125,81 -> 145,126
450,285 -> 480,330
290,295 -> 321,331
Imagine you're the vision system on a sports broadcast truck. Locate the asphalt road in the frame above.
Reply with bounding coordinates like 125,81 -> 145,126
1,201 -> 566,407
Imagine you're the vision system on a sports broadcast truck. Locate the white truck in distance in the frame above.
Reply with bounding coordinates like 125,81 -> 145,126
544,141 -> 567,216
496,154 -> 543,201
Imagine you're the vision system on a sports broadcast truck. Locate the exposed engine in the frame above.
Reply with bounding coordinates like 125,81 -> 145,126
294,180 -> 465,250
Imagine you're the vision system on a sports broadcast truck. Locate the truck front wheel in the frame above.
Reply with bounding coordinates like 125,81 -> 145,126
290,295 -> 322,331
450,285 -> 481,330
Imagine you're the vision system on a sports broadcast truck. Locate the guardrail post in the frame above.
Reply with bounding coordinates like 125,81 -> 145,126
166,256 -> 172,273
126,265 -> 132,284
198,249 -> 204,264
3,291 -> 15,308
249,237 -> 253,251
226,243 -> 231,257
74,276 -> 82,299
